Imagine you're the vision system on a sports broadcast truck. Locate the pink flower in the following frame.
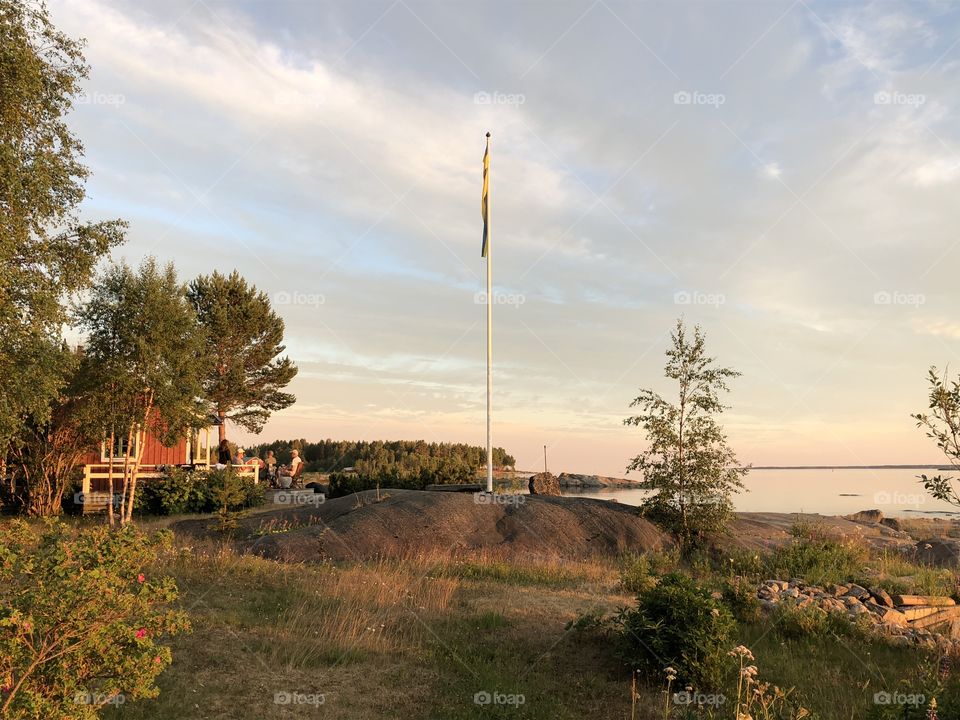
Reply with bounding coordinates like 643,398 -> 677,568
154,656 -> 162,664
137,573 -> 145,583
135,628 -> 147,639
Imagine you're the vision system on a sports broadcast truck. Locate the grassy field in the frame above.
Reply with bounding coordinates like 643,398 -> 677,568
91,532 -> 944,720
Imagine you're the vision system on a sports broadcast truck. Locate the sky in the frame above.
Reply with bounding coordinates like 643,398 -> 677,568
49,0 -> 960,475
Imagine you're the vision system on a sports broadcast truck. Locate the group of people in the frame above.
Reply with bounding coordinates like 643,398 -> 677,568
215,440 -> 303,486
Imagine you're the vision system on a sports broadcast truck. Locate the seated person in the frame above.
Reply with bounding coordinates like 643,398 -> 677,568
279,450 -> 303,481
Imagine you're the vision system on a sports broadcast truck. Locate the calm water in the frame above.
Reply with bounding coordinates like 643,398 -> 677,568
563,468 -> 960,517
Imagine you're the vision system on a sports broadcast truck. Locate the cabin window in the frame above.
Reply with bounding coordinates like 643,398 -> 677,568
100,434 -> 139,462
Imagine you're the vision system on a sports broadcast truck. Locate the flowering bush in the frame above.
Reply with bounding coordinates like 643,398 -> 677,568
0,521 -> 190,718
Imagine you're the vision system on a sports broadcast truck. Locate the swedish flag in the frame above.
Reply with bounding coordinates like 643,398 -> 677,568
481,133 -> 490,258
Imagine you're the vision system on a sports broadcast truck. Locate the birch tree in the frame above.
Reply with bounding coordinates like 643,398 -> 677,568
78,259 -> 205,524
625,319 -> 748,550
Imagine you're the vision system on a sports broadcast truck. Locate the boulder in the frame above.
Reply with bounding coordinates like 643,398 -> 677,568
528,472 -> 561,496
869,587 -> 894,608
846,509 -> 884,524
846,584 -> 871,600
915,539 -> 960,567
305,481 -> 329,495
880,517 -> 904,532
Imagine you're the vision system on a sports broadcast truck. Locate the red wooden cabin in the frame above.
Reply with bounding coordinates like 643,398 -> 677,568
78,420 -> 258,512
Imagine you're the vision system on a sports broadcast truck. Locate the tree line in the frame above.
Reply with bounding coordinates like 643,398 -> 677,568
249,438 -> 515,482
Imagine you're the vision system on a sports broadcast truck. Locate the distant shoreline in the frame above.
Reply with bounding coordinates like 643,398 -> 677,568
750,465 -> 950,470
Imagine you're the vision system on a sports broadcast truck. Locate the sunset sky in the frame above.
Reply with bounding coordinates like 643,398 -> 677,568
53,0 -> 960,475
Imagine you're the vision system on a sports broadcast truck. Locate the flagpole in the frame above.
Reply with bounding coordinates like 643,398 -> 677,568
485,132 -> 493,494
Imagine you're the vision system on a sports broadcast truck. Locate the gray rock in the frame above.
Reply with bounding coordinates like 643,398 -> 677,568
880,517 -> 904,532
528,472 -> 562,496
915,538 -> 960,567
846,584 -> 871,600
846,509 -> 884,524
869,587 -> 894,608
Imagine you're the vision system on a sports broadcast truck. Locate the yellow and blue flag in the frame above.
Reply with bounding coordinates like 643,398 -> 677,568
481,133 -> 490,257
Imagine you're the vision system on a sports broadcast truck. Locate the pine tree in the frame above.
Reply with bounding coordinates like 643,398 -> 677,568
187,271 -> 297,441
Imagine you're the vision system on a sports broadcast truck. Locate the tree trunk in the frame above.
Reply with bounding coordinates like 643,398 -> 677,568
119,425 -> 134,525
218,410 -> 226,442
106,429 -> 115,527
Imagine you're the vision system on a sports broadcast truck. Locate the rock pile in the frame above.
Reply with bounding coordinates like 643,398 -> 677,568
758,579 -> 960,652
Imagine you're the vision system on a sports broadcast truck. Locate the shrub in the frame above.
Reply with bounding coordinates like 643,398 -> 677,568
0,521 -> 190,719
617,572 -> 735,690
771,601 -> 871,642
134,467 -> 264,516
134,467 -> 213,515
619,554 -> 659,594
721,578 -> 763,624
764,539 -> 868,586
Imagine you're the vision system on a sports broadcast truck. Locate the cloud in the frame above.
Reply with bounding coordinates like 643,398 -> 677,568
49,0 -> 960,472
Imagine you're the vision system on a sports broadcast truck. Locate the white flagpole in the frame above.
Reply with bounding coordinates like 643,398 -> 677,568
485,133 -> 493,494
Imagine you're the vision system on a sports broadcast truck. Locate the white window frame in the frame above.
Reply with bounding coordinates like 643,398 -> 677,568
100,434 -> 140,463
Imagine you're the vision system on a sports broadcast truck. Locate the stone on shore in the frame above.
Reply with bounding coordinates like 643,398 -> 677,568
528,472 -> 562,496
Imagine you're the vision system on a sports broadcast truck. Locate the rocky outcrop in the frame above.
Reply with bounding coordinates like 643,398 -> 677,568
528,472 -> 561,496
915,538 -> 960,567
173,488 -> 673,561
758,578 -> 960,651
556,473 -> 645,488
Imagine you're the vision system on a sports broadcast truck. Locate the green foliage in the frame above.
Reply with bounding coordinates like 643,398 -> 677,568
0,520 -> 189,718
765,539 -> 868,587
618,551 -> 679,594
135,467 -> 264,516
299,440 -> 516,495
134,468 -> 213,516
4,346 -> 99,516
253,438 -> 515,474
914,366 -> 960,506
720,578 -> 763,624
77,258 -> 207,524
771,601 -> 872,644
617,572 -> 735,690
624,319 -> 748,551
187,271 -> 297,437
0,0 -> 125,450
